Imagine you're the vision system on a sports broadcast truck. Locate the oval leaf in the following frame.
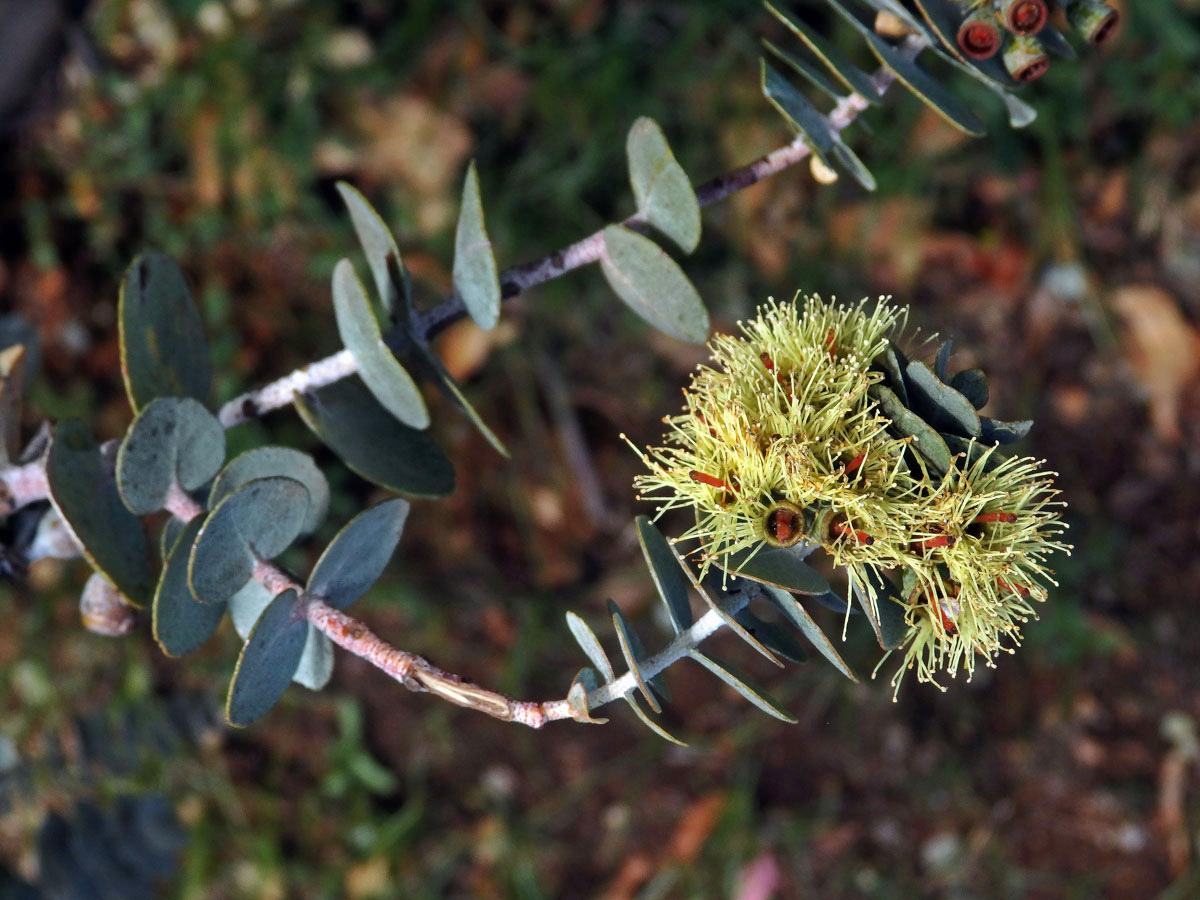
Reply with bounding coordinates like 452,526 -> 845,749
332,258 -> 430,429
626,117 -> 701,254
116,397 -> 225,515
307,498 -> 410,610
609,599 -> 661,713
154,515 -> 225,657
949,368 -> 989,410
635,516 -> 693,634
294,378 -> 455,498
188,476 -> 310,605
762,58 -> 834,163
118,251 -> 212,411
565,611 -> 615,683
452,160 -> 502,331
46,420 -> 153,604
226,588 -> 308,726
905,360 -> 982,438
870,383 -> 953,476
764,585 -> 858,682
720,545 -> 830,595
208,446 -> 330,535
229,578 -> 274,640
335,181 -> 412,322
599,225 -> 709,344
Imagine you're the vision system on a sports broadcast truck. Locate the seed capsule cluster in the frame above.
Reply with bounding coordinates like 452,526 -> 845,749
630,295 -> 1068,690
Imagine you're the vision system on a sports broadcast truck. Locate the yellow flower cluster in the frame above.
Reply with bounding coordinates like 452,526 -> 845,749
629,294 -> 1068,691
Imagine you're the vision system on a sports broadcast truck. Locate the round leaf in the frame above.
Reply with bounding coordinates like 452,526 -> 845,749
626,117 -> 701,254
188,476 -> 310,605
598,225 -> 709,344
208,446 -> 329,534
452,160 -> 502,331
116,397 -> 225,515
307,498 -> 410,610
294,378 -> 455,498
118,251 -> 212,411
332,258 -> 430,429
153,515 -> 225,657
46,420 -> 153,605
226,588 -> 308,726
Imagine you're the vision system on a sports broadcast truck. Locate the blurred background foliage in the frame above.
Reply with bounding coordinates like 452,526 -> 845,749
2,0 -> 1200,897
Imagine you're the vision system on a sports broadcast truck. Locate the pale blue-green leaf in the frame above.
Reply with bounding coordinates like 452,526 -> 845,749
116,397 -> 225,515
765,585 -> 858,682
307,498 -> 410,610
332,258 -> 429,429
292,626 -> 334,690
118,251 -> 212,412
635,515 -> 693,634
452,160 -> 502,331
335,181 -> 411,322
733,608 -> 809,664
188,476 -> 310,606
404,338 -> 509,456
609,599 -> 661,712
763,1 -> 880,101
566,668 -> 609,724
906,360 -> 982,437
762,38 -> 844,103
226,588 -> 308,726
626,117 -> 701,254
293,378 -> 455,498
153,515 -> 224,657
761,58 -> 834,163
824,0 -> 986,136
687,651 -> 797,722
598,225 -> 709,344
565,611 -> 614,683
208,446 -> 330,534
229,578 -> 274,640
622,692 -> 686,746
720,545 -> 830,595
830,135 -> 877,191
46,420 -> 153,605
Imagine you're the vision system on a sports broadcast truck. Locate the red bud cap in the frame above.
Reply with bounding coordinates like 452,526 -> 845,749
998,0 -> 1048,35
1003,34 -> 1050,82
957,10 -> 1002,60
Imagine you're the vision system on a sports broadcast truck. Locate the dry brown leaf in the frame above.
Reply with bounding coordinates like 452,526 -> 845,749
354,93 -> 473,196
668,791 -> 727,863
1110,284 -> 1200,443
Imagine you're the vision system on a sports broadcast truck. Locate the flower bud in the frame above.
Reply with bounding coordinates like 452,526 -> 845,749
1067,0 -> 1120,45
1003,34 -> 1050,82
997,0 -> 1048,35
956,8 -> 1003,60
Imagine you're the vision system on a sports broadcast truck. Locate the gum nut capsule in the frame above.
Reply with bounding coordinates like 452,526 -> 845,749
1003,34 -> 1050,83
998,0 -> 1048,36
1067,0 -> 1120,45
957,8 -> 1003,60
763,501 -> 805,547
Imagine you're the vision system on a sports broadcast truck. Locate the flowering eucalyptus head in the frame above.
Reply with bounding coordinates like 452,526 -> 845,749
630,294 -> 1068,692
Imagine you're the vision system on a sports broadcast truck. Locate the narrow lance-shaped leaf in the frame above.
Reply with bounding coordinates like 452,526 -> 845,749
626,117 -> 701,253
452,160 -> 502,331
565,611 -> 615,682
332,258 -> 430,430
609,600 -> 661,713
761,58 -> 834,164
622,692 -> 686,746
598,225 -> 709,344
763,1 -> 881,102
905,360 -> 982,438
118,251 -> 212,412
720,545 -> 830,595
403,337 -> 509,457
764,585 -> 858,682
687,650 -> 797,723
335,181 -> 412,323
635,516 -> 693,634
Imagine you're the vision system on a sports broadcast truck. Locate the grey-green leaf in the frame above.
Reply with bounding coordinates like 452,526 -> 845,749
565,611 -> 615,683
950,368 -> 989,410
733,609 -> 809,664
46,420 -> 153,605
870,383 -> 953,476
229,578 -> 274,640
452,160 -> 502,331
307,498 -> 410,610
762,58 -> 834,163
824,0 -> 986,136
294,378 -> 455,498
635,516 -> 693,634
226,588 -> 308,726
188,476 -> 310,606
764,1 -> 881,102
332,258 -> 430,430
763,37 -> 844,103
153,515 -> 224,657
859,568 -> 909,651
208,446 -> 330,535
980,417 -> 1033,444
626,117 -> 701,254
906,360 -> 982,438
720,545 -> 830,595
687,651 -> 796,723
292,627 -> 334,691
830,136 -> 877,192
116,397 -> 225,516
764,585 -> 858,682
118,251 -> 212,412
622,692 -> 686,746
404,337 -> 509,457
598,225 -> 709,344
609,600 -> 660,713
566,669 -> 609,724
335,181 -> 412,323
